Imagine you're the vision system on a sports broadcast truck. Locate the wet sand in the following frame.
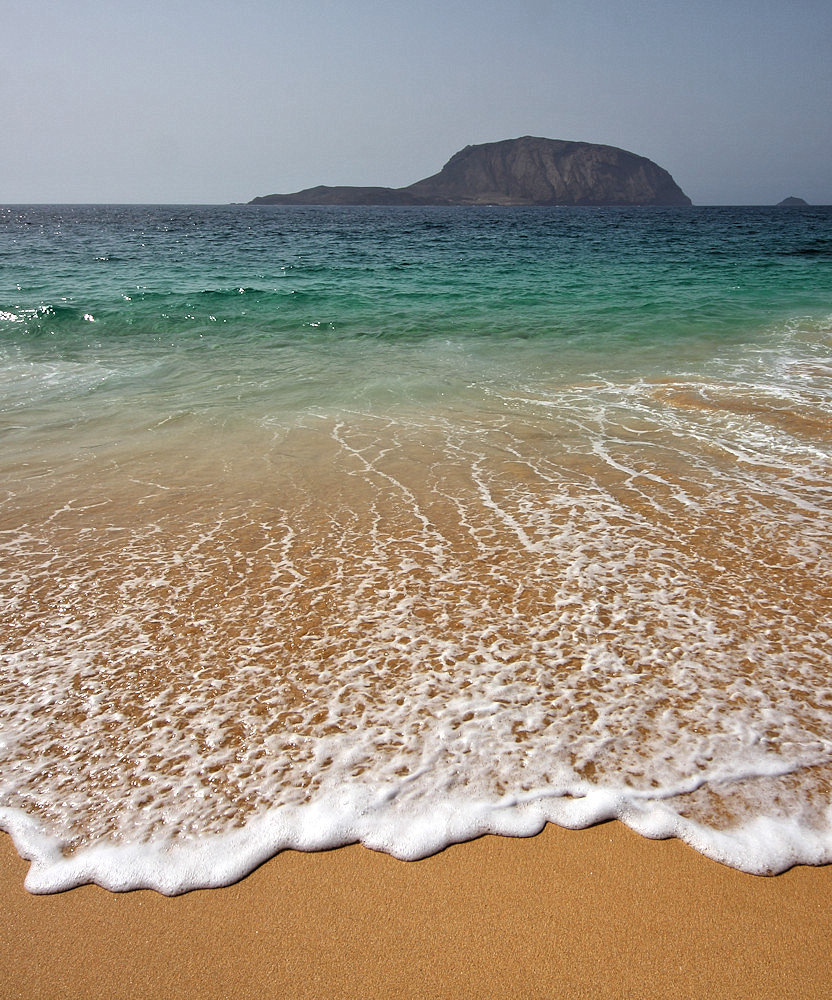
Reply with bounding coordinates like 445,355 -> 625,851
2,821 -> 830,999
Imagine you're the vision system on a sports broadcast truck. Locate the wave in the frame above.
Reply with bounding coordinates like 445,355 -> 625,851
1,353 -> 831,892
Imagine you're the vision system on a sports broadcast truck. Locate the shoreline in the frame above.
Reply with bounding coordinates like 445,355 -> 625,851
3,821 -> 830,999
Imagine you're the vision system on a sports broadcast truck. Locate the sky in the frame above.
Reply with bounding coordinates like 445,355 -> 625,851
3,0 -> 830,205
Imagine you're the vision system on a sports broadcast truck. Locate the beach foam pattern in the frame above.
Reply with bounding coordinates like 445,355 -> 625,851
2,347 -> 832,892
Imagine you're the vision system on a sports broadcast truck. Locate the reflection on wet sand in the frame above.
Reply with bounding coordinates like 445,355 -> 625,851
1,379 -> 831,884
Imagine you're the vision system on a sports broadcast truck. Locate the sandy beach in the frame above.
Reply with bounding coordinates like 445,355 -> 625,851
2,821 -> 830,999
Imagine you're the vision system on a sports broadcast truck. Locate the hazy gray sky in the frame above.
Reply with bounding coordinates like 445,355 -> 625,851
4,0 -> 830,204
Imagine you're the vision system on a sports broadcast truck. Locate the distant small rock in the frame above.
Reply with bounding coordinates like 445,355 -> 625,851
777,196 -> 809,206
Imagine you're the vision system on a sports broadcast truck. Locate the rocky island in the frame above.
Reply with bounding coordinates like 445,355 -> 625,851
249,137 -> 691,207
777,196 -> 809,206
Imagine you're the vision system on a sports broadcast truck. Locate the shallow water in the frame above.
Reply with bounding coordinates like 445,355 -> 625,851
1,205 -> 831,892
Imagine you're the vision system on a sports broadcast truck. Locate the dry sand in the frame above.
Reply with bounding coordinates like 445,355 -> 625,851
2,821 -> 830,999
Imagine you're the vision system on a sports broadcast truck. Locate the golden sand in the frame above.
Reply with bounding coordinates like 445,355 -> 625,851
2,822 -> 831,999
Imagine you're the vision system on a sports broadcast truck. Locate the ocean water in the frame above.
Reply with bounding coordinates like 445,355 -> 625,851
1,203 -> 831,893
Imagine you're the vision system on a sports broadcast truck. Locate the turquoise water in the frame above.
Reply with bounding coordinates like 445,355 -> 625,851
1,205 -> 831,892
4,206 -> 830,412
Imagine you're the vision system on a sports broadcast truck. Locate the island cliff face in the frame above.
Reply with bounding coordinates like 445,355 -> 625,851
405,138 -> 691,206
250,137 -> 691,207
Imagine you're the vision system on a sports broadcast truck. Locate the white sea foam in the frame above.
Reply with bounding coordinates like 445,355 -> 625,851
1,329 -> 832,893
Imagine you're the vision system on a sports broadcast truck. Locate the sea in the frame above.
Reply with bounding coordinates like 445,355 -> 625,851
1,203 -> 830,894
